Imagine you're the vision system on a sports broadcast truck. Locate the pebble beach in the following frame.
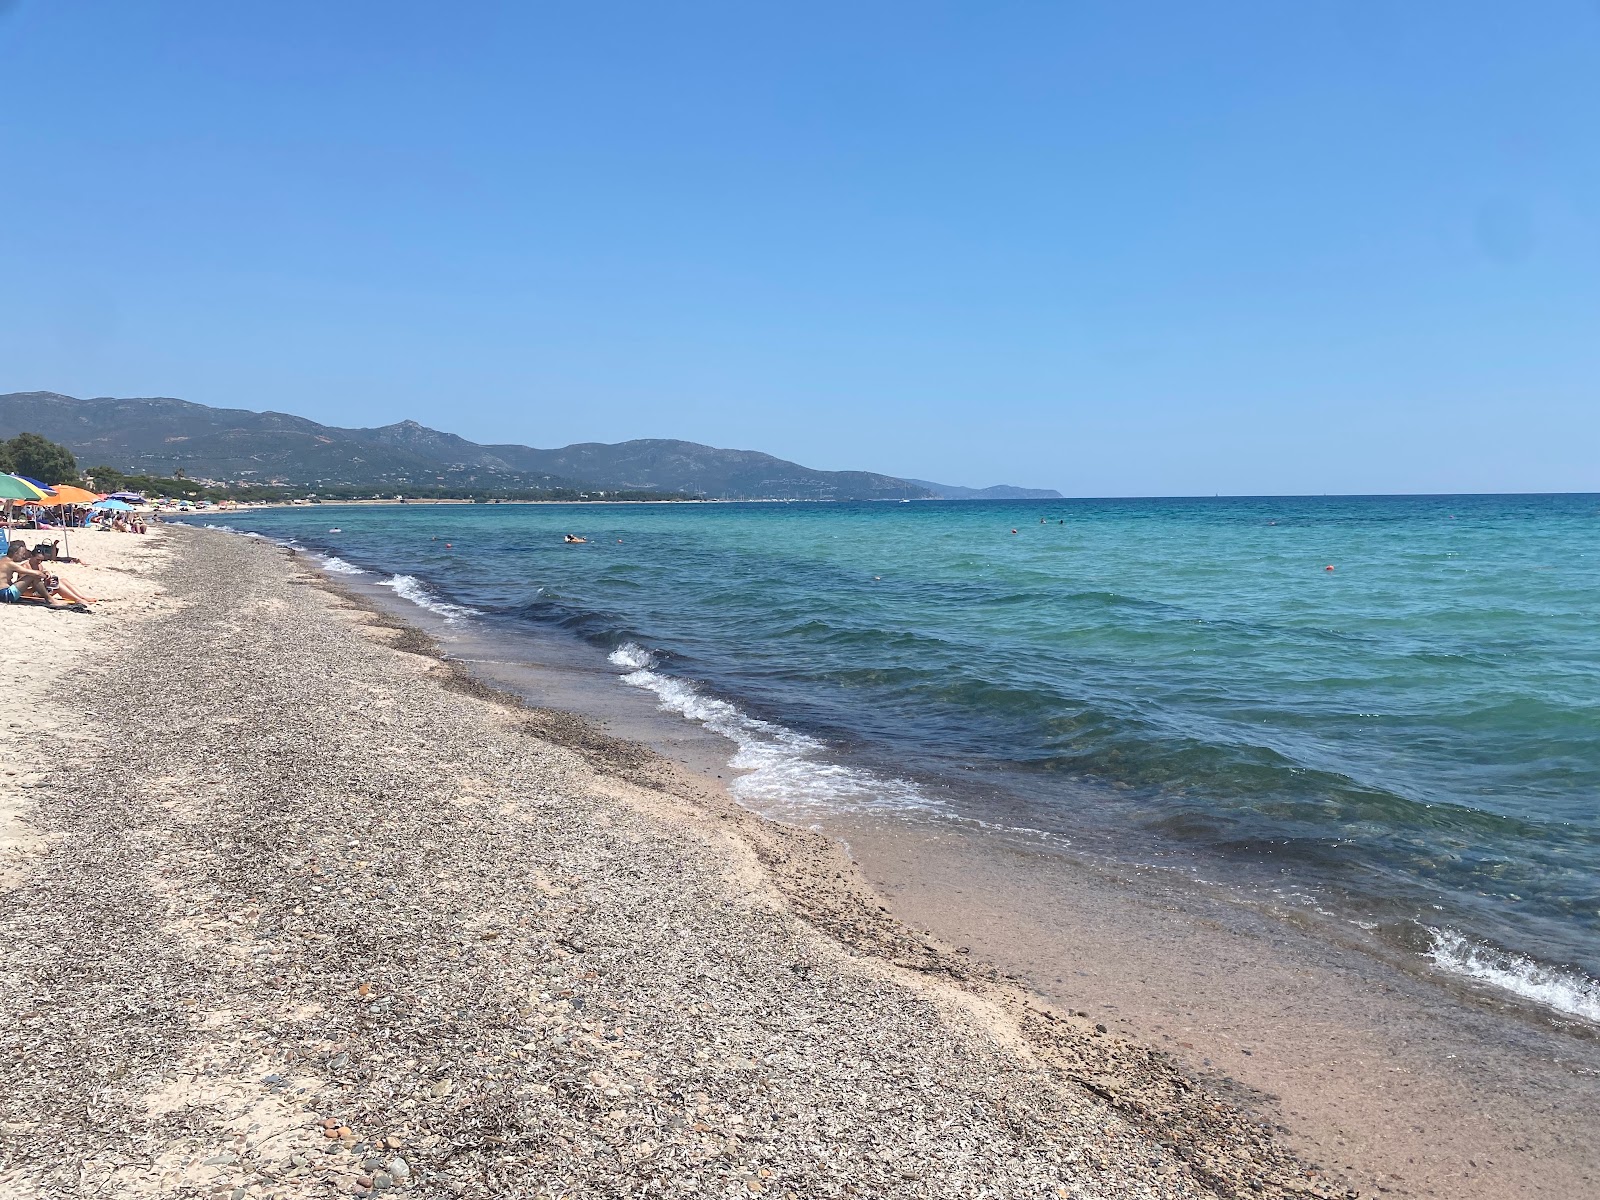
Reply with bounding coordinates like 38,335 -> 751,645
0,526 -> 1352,1199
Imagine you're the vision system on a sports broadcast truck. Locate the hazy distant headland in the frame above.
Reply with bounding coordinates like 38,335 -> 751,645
0,391 -> 1060,503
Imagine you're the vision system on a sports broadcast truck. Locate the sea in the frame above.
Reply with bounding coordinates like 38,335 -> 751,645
192,494 -> 1600,1024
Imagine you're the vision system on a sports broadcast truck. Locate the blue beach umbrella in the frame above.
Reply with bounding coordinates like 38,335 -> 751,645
90,498 -> 133,511
13,476 -> 58,496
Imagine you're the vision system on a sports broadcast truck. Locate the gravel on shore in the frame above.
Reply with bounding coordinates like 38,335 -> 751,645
0,528 -> 1353,1199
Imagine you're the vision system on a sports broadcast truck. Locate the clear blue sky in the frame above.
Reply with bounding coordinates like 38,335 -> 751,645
2,2 -> 1597,495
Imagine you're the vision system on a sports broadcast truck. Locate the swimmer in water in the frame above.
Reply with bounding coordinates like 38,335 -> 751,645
564,534 -> 587,544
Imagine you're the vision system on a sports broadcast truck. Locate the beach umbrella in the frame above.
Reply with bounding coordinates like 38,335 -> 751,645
13,489 -> 87,557
1,475 -> 47,527
47,484 -> 101,505
0,474 -> 50,501
40,490 -> 103,559
90,497 -> 133,511
0,476 -> 50,544
12,475 -> 58,497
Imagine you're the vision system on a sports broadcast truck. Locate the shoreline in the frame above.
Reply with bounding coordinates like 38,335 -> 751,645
834,817 -> 1600,1199
278,532 -> 1600,1199
187,499 -> 1600,1025
292,539 -> 1352,1194
0,525 -> 1352,1199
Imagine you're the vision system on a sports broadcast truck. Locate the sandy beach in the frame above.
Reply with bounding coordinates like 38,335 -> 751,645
0,526 -> 1365,1198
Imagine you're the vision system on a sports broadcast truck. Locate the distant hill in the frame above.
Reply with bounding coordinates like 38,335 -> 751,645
904,478 -> 1063,500
0,392 -> 930,499
0,391 -> 1057,501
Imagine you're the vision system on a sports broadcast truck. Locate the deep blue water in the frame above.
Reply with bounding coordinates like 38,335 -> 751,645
197,495 -> 1600,1020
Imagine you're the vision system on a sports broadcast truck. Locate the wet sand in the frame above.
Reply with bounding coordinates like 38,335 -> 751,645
830,819 -> 1600,1200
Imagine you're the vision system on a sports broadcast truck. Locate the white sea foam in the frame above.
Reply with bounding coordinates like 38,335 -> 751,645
609,642 -> 657,671
319,556 -> 366,576
377,574 -> 480,623
1425,927 -> 1600,1022
607,641 -> 940,822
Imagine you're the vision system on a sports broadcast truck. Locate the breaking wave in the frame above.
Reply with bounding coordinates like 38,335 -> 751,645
1425,927 -> 1600,1022
607,641 -> 940,822
377,574 -> 480,623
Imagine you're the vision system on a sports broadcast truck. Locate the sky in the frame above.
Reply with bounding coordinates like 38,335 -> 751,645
2,2 -> 1597,496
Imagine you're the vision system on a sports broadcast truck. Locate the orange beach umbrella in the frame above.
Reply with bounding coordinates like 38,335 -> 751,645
25,484 -> 101,506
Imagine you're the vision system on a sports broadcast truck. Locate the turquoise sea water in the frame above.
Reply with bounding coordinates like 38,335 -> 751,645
199,496 -> 1600,1020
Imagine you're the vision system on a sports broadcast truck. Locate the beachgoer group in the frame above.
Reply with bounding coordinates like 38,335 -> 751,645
0,540 -> 93,611
87,511 -> 147,533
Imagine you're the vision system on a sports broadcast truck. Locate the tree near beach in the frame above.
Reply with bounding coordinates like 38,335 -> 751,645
87,463 -> 209,501
0,431 -> 77,485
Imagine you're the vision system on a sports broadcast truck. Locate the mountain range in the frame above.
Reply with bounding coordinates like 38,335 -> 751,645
902,478 -> 1062,501
0,391 -> 1062,502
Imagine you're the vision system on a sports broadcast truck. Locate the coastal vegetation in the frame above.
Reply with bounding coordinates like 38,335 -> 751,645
0,431 -> 77,485
79,463 -> 682,505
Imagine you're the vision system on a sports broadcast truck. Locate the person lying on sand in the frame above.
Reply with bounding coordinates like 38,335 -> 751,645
25,549 -> 95,606
1,541 -> 71,608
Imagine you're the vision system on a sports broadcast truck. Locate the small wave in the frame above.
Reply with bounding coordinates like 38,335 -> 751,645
1425,927 -> 1600,1022
377,574 -> 480,623
606,642 -> 941,822
609,641 -> 657,671
319,556 -> 365,576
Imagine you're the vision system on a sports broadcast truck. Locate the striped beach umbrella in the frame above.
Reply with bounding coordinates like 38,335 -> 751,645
0,474 -> 50,501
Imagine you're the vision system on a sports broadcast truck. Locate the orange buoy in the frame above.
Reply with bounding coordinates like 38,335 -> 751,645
1324,564 -> 1334,571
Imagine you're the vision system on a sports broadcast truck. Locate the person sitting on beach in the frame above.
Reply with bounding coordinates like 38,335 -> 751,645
1,541 -> 69,608
25,548 -> 94,606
